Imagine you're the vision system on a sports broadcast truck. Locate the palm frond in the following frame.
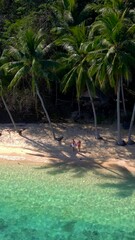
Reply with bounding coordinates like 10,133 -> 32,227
76,66 -> 83,99
62,66 -> 77,92
62,0 -> 76,12
41,60 -> 60,70
127,24 -> 135,35
8,66 -> 27,89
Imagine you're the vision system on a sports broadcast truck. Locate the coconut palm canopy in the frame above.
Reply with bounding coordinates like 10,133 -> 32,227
0,0 -> 135,143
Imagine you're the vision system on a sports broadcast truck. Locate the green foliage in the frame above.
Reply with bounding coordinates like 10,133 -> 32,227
51,0 -> 95,28
89,8 -> 135,91
2,14 -> 35,47
0,0 -> 135,123
1,29 -> 58,94
55,23 -> 96,99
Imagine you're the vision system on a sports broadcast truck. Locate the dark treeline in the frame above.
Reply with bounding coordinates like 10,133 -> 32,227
0,0 -> 135,144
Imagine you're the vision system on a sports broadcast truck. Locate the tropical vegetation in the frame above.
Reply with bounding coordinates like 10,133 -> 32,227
0,0 -> 135,144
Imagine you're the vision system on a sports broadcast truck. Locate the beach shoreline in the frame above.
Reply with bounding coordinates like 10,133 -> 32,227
0,123 -> 135,173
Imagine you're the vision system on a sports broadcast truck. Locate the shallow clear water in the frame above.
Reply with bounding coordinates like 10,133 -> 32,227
0,162 -> 135,240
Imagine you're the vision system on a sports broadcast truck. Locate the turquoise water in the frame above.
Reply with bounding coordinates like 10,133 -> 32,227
0,162 -> 135,240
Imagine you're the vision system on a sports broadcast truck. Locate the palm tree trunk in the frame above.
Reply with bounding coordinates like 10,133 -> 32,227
1,95 -> 17,131
127,103 -> 135,144
35,94 -> 39,119
55,78 -> 58,106
121,77 -> 127,116
86,80 -> 101,139
77,99 -> 81,117
116,79 -> 125,145
35,83 -> 56,140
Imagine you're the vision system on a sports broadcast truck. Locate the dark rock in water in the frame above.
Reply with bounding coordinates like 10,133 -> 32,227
83,229 -> 99,239
63,221 -> 76,232
93,231 -> 98,236
0,218 -> 8,230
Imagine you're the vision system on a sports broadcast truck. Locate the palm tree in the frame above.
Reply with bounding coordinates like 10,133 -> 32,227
0,66 -> 20,132
51,0 -> 93,27
120,77 -> 127,117
127,103 -> 135,145
89,8 -> 135,145
0,78 -> 18,132
89,0 -> 135,18
56,23 -> 102,139
0,29 -> 59,140
124,87 -> 135,144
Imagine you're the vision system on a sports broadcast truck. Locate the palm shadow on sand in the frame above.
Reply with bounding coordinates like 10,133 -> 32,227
34,149 -> 123,179
20,128 -> 135,198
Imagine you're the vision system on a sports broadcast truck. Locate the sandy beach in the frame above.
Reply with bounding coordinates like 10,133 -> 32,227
0,123 -> 135,174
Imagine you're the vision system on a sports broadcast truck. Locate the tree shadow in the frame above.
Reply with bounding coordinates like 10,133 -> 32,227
21,135 -> 49,151
34,153 -> 100,178
13,124 -> 135,192
96,164 -> 135,198
19,126 -> 135,182
34,150 -> 123,179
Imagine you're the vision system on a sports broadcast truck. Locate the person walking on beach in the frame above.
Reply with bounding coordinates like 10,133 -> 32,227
77,140 -> 81,152
71,139 -> 77,151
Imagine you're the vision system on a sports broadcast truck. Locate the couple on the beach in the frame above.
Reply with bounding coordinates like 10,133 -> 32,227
71,139 -> 81,152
